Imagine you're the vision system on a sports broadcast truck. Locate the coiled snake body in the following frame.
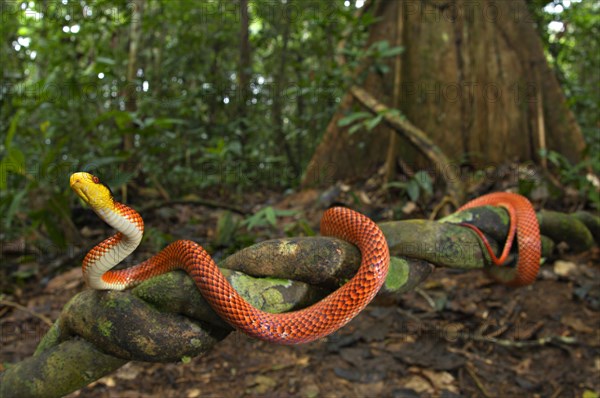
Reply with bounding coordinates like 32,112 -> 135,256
70,172 -> 390,344
71,173 -> 540,344
458,192 -> 541,286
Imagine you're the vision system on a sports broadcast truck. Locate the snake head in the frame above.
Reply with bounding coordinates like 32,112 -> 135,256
70,172 -> 114,210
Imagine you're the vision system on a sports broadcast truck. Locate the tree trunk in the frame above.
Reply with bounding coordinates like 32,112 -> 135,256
272,3 -> 300,176
302,0 -> 585,186
122,0 -> 144,202
383,0 -> 405,183
237,0 -> 251,153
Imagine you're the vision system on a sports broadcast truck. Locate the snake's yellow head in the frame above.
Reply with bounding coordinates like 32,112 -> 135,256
70,172 -> 114,210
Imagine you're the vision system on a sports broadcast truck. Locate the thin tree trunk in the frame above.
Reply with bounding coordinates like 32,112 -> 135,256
272,5 -> 300,176
237,0 -> 251,154
122,0 -> 144,202
383,0 -> 404,183
208,41 -> 222,128
295,53 -> 305,166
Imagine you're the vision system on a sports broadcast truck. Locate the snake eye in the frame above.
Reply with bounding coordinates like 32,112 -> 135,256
92,176 -> 100,184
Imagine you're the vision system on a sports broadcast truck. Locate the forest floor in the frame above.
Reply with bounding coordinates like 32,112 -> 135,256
1,184 -> 599,397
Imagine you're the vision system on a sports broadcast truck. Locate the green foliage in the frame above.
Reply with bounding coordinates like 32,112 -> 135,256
364,40 -> 404,75
241,206 -> 298,231
385,171 -> 434,203
213,211 -> 240,248
540,149 -> 600,209
284,218 -> 316,237
0,0 -> 362,250
582,390 -> 599,398
338,108 -> 403,135
142,227 -> 173,253
528,0 -> 599,150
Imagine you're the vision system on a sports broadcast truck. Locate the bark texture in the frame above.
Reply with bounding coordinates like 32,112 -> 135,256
303,0 -> 585,186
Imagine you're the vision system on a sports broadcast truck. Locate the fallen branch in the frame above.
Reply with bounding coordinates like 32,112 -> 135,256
0,297 -> 53,327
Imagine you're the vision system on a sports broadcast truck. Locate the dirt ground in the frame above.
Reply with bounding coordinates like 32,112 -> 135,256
1,194 -> 599,397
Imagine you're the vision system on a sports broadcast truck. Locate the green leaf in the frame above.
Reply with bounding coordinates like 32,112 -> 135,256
4,110 -> 22,149
0,148 -> 26,189
348,124 -> 363,135
407,180 -> 420,202
96,56 -> 116,65
274,209 -> 298,217
337,112 -> 371,127
383,108 -> 403,118
414,171 -> 433,195
243,209 -> 266,231
294,219 -> 315,236
40,121 -> 50,135
214,211 -> 239,247
3,189 -> 27,228
116,113 -> 134,130
375,40 -> 389,51
227,141 -> 242,156
583,390 -> 599,398
365,114 -> 383,131
264,206 -> 276,226
375,64 -> 390,74
384,181 -> 407,190
17,26 -> 31,36
151,118 -> 189,128
381,46 -> 404,57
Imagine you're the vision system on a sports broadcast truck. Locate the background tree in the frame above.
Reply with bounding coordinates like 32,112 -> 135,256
303,0 -> 587,188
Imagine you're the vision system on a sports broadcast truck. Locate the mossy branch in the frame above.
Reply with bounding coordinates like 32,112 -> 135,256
1,208 -> 597,398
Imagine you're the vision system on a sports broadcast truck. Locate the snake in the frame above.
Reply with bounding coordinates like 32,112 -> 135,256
71,173 -> 541,343
70,172 -> 390,345
457,192 -> 541,286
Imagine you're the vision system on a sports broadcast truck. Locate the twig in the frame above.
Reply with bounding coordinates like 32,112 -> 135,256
414,287 -> 436,309
0,298 -> 53,327
476,335 -> 578,348
447,347 -> 495,367
453,328 -> 578,348
140,199 -> 248,215
429,195 -> 460,220
550,386 -> 563,398
483,323 -> 510,339
466,362 -> 494,398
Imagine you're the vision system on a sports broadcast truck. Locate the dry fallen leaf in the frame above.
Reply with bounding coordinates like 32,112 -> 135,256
115,362 -> 143,381
357,190 -> 372,204
420,368 -> 458,393
402,367 -> 459,394
402,374 -> 433,394
246,375 -> 277,395
402,201 -> 417,214
514,357 -> 532,375
561,315 -> 594,333
296,355 -> 310,366
553,260 -> 578,277
45,267 -> 82,292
